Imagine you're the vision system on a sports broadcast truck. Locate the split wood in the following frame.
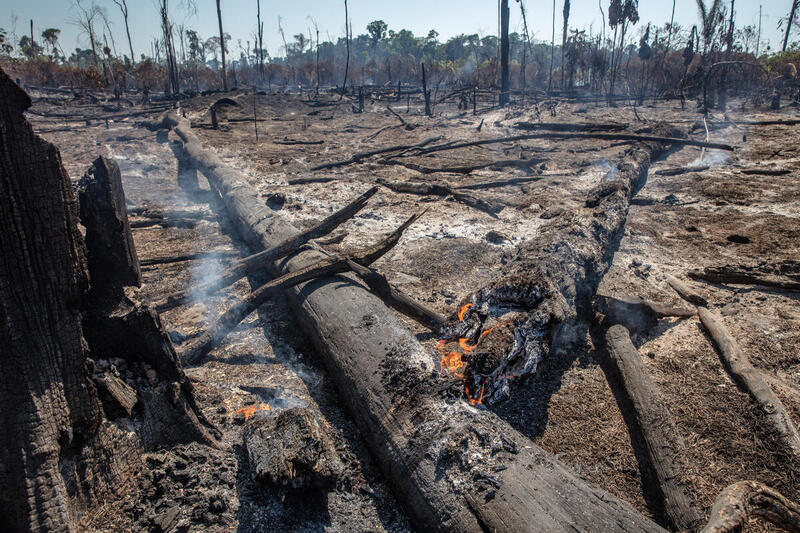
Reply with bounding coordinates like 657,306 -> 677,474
667,276 -> 800,460
183,210 -> 425,365
154,186 -> 377,310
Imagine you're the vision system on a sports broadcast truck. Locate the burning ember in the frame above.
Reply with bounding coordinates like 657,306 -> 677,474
437,302 -> 509,406
236,402 -> 271,420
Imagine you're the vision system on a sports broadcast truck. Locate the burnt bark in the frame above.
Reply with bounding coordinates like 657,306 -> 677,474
456,126 -> 676,404
77,156 -> 141,297
0,63 -> 102,533
158,111 -> 669,533
0,69 -> 216,531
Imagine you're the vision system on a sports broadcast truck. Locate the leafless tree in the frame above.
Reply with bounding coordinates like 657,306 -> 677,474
561,0 -> 571,89
112,0 -> 135,63
73,0 -> 100,68
342,0 -> 351,94
216,0 -> 228,90
257,0 -> 265,81
308,16 -> 320,94
783,0 -> 799,52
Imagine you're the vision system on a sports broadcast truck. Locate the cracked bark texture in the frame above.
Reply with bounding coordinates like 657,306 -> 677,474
0,66 -> 106,531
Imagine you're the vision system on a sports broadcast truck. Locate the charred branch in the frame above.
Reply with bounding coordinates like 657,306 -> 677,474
700,481 -> 800,533
376,178 -> 502,216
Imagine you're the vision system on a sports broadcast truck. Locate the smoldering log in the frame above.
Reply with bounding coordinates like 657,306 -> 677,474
453,125 -> 677,405
604,325 -> 704,531
157,111 -> 669,533
380,158 -> 543,175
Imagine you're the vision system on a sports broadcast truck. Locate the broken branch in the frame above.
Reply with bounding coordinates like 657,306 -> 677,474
154,187 -> 377,310
183,210 -> 425,365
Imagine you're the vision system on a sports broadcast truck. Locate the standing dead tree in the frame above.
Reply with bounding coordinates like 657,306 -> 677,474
112,0 -> 134,63
256,0 -> 265,81
561,0 -> 571,90
499,0 -> 510,106
783,0 -> 799,52
0,68 -> 215,532
341,0 -> 351,94
74,0 -> 101,69
216,0 -> 228,91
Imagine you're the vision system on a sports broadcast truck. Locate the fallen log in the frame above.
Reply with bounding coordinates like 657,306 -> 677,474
450,126 -> 677,404
688,267 -> 800,292
159,111 -> 669,533
287,176 -> 335,185
154,186 -> 376,310
665,273 -> 708,306
183,210 -> 425,365
309,135 -> 444,170
700,481 -> 800,533
376,177 -> 502,216
406,131 -> 734,158
380,158 -> 543,175
697,307 -> 800,459
514,121 -> 629,132
605,325 -> 704,531
655,165 -> 710,176
274,138 -> 325,145
740,168 -> 791,176
140,249 -> 239,267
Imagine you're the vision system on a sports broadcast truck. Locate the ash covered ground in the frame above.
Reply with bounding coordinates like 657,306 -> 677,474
29,89 -> 800,532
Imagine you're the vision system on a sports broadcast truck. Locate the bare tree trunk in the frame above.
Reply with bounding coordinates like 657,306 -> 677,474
548,0 -> 556,92
561,0 -> 570,89
784,0 -> 799,52
499,0 -> 510,106
257,0 -> 264,81
341,0 -> 350,94
216,0 -> 228,91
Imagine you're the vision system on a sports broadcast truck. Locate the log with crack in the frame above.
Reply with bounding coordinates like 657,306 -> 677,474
446,125 -> 678,406
155,111 -> 670,533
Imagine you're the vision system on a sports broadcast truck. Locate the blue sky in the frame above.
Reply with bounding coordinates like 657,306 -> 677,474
2,0 -> 794,60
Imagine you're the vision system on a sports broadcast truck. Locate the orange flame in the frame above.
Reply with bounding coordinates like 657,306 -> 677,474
236,402 -> 271,420
457,303 -> 474,321
465,382 -> 485,406
440,351 -> 466,379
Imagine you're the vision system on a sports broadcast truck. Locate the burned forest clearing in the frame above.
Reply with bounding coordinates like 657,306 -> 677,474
4,83 -> 795,532
3,0 -> 800,529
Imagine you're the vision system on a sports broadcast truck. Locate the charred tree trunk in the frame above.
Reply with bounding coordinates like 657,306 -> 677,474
499,0 -> 510,106
0,63 -> 101,533
455,125 -> 676,405
157,111 -> 669,533
0,70 -> 215,531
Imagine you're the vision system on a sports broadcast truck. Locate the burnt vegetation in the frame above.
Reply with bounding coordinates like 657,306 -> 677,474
2,1 -> 800,532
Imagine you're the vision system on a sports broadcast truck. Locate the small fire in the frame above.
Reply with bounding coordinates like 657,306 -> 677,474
236,402 -> 271,420
440,351 -> 465,379
457,303 -> 474,321
436,302 -> 506,406
465,382 -> 485,406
